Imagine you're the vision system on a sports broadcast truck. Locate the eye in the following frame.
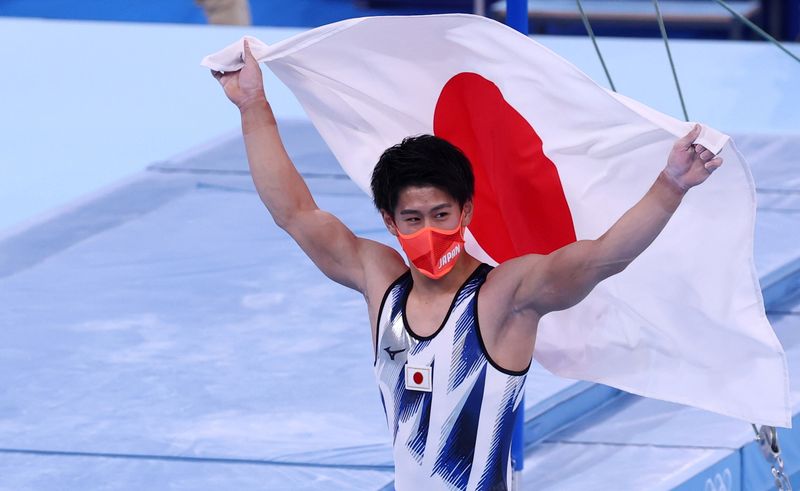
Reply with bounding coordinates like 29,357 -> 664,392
406,217 -> 420,223
435,212 -> 449,219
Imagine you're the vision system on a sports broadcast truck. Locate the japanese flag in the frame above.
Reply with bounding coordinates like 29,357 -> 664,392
203,14 -> 790,427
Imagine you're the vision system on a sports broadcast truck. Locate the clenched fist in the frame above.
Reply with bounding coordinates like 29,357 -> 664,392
663,124 -> 723,192
211,39 -> 267,110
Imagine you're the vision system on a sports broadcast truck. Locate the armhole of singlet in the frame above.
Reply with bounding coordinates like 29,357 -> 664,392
474,265 -> 532,376
373,270 -> 411,366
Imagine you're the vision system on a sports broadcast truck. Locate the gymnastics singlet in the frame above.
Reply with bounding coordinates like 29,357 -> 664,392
374,264 -> 528,491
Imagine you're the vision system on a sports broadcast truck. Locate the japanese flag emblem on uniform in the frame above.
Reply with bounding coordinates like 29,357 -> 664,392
405,365 -> 432,392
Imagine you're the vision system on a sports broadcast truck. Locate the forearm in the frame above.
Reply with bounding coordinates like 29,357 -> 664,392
238,99 -> 377,292
518,127 -> 718,315
593,171 -> 685,276
239,98 -> 317,228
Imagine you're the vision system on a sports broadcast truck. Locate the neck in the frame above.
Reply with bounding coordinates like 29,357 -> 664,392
409,253 -> 481,295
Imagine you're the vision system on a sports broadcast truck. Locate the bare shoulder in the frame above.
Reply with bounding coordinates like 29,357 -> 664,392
482,254 -> 546,303
478,254 -> 545,332
358,238 -> 408,308
357,239 -> 408,350
478,255 -> 545,373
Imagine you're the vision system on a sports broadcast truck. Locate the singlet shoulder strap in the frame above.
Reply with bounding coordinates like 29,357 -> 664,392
468,263 -> 493,278
373,270 -> 411,365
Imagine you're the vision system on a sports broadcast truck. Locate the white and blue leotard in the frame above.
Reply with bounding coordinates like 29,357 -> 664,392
374,264 -> 528,491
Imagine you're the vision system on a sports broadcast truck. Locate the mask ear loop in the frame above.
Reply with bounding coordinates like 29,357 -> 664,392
457,208 -> 467,241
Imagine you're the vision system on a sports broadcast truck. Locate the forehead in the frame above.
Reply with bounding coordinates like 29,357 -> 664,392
395,185 -> 457,211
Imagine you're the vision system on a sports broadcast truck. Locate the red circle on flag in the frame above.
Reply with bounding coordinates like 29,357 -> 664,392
413,371 -> 424,385
433,72 -> 577,261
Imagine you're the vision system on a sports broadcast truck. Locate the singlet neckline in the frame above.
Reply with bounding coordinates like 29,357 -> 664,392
401,264 -> 486,341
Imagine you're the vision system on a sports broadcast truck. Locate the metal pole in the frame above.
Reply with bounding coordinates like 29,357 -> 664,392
511,395 -> 525,489
652,0 -> 689,121
712,0 -> 800,64
474,0 -> 485,16
506,0 -> 530,35
576,0 -> 617,91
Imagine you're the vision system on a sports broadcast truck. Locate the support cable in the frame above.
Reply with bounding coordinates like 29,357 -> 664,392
575,0 -> 616,92
712,0 -> 800,64
652,0 -> 690,121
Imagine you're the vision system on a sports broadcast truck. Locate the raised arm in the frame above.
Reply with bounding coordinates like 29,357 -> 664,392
211,41 -> 404,293
498,125 -> 722,316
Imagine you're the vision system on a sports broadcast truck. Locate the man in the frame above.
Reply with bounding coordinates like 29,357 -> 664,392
211,41 -> 722,490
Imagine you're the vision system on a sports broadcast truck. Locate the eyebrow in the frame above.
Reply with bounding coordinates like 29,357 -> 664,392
398,203 -> 452,215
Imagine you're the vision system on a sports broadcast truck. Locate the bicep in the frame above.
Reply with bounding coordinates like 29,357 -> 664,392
507,240 -> 603,315
282,209 -> 402,292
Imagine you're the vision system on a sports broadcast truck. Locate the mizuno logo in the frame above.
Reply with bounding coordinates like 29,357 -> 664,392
384,347 -> 406,360
437,244 -> 461,269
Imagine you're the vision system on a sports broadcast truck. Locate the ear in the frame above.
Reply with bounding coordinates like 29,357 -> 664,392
381,210 -> 399,237
461,200 -> 474,227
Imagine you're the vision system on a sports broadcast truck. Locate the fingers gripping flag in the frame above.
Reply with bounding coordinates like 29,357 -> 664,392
203,14 -> 790,427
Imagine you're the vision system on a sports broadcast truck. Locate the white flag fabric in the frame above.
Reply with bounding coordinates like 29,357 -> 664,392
203,14 -> 790,427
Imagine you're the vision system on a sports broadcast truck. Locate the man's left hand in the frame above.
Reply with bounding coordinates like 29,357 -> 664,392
664,124 -> 724,192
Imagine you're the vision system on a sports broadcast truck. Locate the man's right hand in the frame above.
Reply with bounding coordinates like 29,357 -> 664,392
211,39 -> 267,110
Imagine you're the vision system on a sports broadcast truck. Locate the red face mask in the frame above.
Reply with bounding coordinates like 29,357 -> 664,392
396,215 -> 466,280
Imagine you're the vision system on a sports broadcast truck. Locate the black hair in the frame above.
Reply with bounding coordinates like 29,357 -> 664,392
370,134 -> 475,214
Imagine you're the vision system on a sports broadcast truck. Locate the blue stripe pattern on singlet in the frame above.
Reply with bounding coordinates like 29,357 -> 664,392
432,364 -> 487,490
449,296 -> 484,393
379,391 -> 387,419
406,387 -> 433,463
454,271 -> 482,307
477,377 -> 523,490
411,339 -> 431,355
393,363 -> 429,443
389,275 -> 410,323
